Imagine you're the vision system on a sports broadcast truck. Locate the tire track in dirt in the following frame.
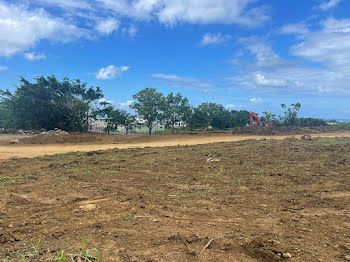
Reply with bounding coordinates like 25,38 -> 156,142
0,131 -> 349,161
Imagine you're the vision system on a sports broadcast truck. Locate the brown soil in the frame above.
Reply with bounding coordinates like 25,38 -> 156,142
18,132 -> 233,145
1,136 -> 350,261
1,132 -> 350,161
233,125 -> 350,136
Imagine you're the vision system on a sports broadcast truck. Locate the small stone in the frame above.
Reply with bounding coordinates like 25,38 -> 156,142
79,203 -> 97,211
344,255 -> 350,261
8,224 -> 13,228
282,252 -> 292,259
188,251 -> 196,256
301,134 -> 312,140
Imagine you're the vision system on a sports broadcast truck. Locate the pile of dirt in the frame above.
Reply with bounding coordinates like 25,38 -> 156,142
243,237 -> 292,261
40,128 -> 69,136
19,132 -> 103,144
0,129 -> 39,135
232,125 -> 350,136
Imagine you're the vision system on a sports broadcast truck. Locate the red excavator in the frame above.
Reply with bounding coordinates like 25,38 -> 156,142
249,111 -> 261,126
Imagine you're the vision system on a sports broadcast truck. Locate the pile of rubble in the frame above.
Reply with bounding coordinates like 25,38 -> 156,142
0,129 -> 39,135
41,128 -> 69,136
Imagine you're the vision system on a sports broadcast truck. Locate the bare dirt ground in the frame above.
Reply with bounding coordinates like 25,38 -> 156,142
0,134 -> 350,261
1,131 -> 350,161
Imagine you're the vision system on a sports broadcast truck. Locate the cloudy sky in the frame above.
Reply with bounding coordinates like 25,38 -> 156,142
0,0 -> 350,119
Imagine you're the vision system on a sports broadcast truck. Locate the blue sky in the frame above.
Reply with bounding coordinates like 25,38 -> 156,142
1,0 -> 350,120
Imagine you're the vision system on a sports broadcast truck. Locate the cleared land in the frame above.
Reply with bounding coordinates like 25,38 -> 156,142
1,131 -> 350,161
0,134 -> 350,261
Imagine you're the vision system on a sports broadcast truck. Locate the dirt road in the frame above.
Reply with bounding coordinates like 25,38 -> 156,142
1,131 -> 350,161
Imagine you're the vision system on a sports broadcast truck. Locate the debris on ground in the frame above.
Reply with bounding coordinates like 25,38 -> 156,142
8,138 -> 20,144
207,157 -> 221,162
0,128 -> 40,135
41,128 -> 69,136
243,237 -> 291,261
301,134 -> 312,140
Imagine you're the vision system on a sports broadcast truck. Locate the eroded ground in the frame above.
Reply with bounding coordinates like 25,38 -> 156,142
0,137 -> 350,261
1,131 -> 350,161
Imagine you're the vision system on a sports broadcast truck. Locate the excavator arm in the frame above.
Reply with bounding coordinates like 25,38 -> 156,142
249,111 -> 261,126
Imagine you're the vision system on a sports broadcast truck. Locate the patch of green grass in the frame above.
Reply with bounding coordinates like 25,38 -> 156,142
195,188 -> 217,198
121,215 -> 133,221
316,137 -> 348,146
171,163 -> 177,172
0,176 -> 24,187
178,194 -> 187,199
3,238 -> 100,262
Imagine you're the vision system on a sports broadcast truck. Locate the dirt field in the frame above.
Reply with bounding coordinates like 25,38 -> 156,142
1,131 -> 350,161
232,126 -> 350,136
1,134 -> 350,261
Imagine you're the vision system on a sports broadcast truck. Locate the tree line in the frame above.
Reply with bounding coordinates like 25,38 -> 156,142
0,76 -> 326,134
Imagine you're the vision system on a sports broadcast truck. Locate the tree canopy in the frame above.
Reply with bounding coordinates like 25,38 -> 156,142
130,88 -> 164,135
162,92 -> 191,132
0,76 -> 103,131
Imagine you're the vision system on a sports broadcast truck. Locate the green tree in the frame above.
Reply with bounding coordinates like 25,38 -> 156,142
192,103 -> 227,130
280,103 -> 301,126
260,111 -> 277,126
94,102 -> 135,134
231,110 -> 250,128
184,107 -> 196,132
0,76 -> 103,131
94,104 -> 118,134
0,90 -> 13,128
130,88 -> 164,135
118,110 -> 136,135
162,92 -> 191,133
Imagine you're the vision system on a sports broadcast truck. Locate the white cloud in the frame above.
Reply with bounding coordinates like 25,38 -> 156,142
228,18 -> 350,97
255,73 -> 287,87
0,0 -> 269,55
99,98 -> 115,104
97,0 -> 269,26
319,0 -> 342,11
238,36 -> 296,69
249,97 -> 263,104
225,104 -> 236,109
36,0 -> 91,10
152,73 -> 183,80
156,0 -> 269,26
95,18 -> 119,35
200,33 -> 230,46
119,100 -> 134,107
0,1 -> 89,56
96,65 -> 130,80
291,18 -> 350,69
280,22 -> 309,36
152,73 -> 219,94
24,52 -> 47,61
122,24 -> 138,38
0,66 -> 7,71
